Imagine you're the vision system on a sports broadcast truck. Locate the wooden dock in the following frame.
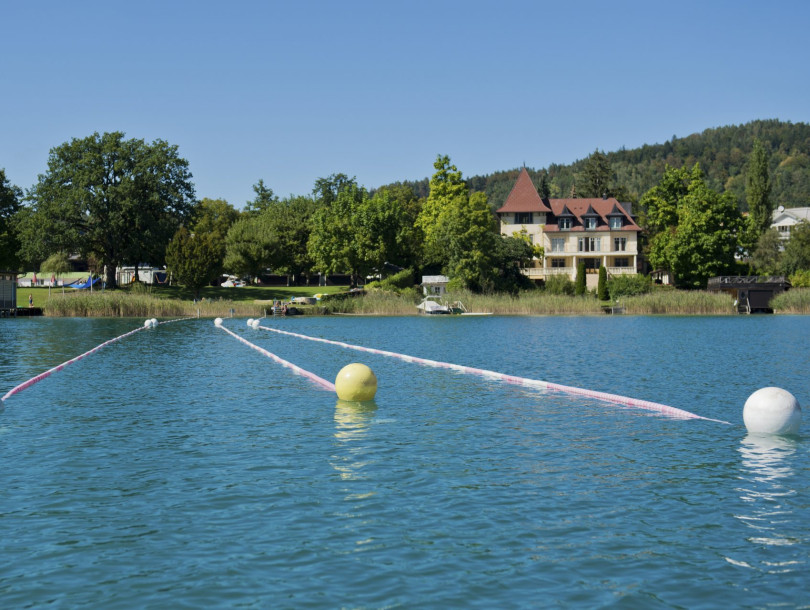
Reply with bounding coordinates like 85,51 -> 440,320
0,307 -> 43,318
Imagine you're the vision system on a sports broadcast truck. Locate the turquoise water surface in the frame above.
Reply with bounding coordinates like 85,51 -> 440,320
1,315 -> 808,607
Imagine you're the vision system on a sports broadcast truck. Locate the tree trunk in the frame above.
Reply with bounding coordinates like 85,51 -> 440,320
105,264 -> 117,289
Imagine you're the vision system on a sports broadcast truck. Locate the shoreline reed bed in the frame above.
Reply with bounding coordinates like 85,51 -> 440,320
325,291 -> 417,315
36,286 -> 809,317
770,288 -> 810,313
620,290 -> 734,315
42,292 -> 270,318
331,290 -> 607,315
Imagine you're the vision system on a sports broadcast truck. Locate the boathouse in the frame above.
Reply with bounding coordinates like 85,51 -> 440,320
421,275 -> 450,296
706,275 -> 790,314
1,270 -> 18,316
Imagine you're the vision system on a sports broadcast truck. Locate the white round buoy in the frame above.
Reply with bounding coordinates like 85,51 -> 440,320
214,317 -> 223,327
144,319 -> 152,328
335,363 -> 377,402
743,387 -> 802,435
247,318 -> 254,327
151,318 -> 158,328
251,319 -> 260,329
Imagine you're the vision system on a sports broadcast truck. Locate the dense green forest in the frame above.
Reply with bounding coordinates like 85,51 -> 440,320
392,119 -> 810,213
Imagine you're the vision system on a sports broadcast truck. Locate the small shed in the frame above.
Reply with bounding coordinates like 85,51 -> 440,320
421,275 -> 450,296
1,270 -> 18,314
707,276 -> 790,314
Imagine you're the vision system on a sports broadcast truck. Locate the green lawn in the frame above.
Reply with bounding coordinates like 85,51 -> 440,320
17,283 -> 348,308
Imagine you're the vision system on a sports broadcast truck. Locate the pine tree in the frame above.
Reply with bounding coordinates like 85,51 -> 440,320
578,149 -> 613,198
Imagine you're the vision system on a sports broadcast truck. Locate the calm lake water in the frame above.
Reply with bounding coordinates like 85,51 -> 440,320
1,315 -> 808,608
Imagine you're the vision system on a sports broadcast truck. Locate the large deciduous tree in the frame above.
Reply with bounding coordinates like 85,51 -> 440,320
22,132 -> 195,288
190,197 -> 240,271
308,177 -> 421,285
259,195 -> 317,284
0,169 -> 22,269
751,228 -> 782,275
223,214 -> 278,281
308,179 -> 372,284
781,221 -> 810,275
166,227 -> 223,299
416,155 -> 468,266
416,155 -> 500,290
641,164 -> 742,288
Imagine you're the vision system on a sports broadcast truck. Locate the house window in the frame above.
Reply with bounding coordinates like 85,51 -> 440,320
551,238 -> 565,252
613,257 -> 630,267
585,217 -> 598,230
610,216 -> 623,229
578,236 -> 601,252
515,212 -> 533,224
551,258 -> 566,268
558,217 -> 571,230
614,237 -> 627,251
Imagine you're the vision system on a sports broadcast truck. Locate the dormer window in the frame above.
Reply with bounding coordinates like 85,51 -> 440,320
585,217 -> 598,230
610,216 -> 623,229
558,217 -> 572,230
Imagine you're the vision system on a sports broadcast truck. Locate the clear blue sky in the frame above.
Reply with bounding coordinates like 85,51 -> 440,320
3,0 -> 809,208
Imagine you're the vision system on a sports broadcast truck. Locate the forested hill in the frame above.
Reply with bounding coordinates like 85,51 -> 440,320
396,119 -> 810,212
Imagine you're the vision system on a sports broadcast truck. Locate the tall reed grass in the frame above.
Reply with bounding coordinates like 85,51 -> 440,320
330,289 -> 605,315
42,292 -> 271,318
771,288 -> 810,313
620,290 -> 734,315
37,286 -> 805,317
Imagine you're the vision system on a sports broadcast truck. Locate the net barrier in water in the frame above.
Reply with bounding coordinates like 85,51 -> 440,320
257,325 -> 731,424
216,324 -> 335,392
1,317 -> 192,403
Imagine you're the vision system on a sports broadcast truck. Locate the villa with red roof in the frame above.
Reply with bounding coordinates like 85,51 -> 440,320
496,168 -> 640,289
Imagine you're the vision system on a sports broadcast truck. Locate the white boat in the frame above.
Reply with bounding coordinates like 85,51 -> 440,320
416,296 -> 492,315
416,296 -> 452,314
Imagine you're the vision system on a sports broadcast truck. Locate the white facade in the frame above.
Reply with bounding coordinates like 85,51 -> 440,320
771,206 -> 810,243
421,275 -> 450,296
500,214 -> 639,288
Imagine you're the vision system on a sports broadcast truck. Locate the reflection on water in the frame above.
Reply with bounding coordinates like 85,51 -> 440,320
334,399 -> 377,442
731,434 -> 804,572
332,400 -> 377,484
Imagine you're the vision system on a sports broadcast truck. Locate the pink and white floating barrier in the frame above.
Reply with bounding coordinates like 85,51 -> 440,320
257,325 -> 730,424
215,322 -> 335,392
1,317 -> 192,403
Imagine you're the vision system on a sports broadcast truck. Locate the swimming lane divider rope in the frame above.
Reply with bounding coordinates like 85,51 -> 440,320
257,325 -> 730,424
1,317 -> 194,403
215,324 -> 336,392
3,326 -> 139,402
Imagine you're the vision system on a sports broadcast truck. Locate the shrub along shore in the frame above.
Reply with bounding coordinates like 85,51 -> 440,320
19,285 -> 810,317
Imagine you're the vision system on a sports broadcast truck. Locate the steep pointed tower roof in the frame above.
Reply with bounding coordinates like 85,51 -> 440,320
496,168 -> 552,214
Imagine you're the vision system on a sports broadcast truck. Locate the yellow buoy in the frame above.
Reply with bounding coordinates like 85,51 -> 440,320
335,363 -> 377,402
